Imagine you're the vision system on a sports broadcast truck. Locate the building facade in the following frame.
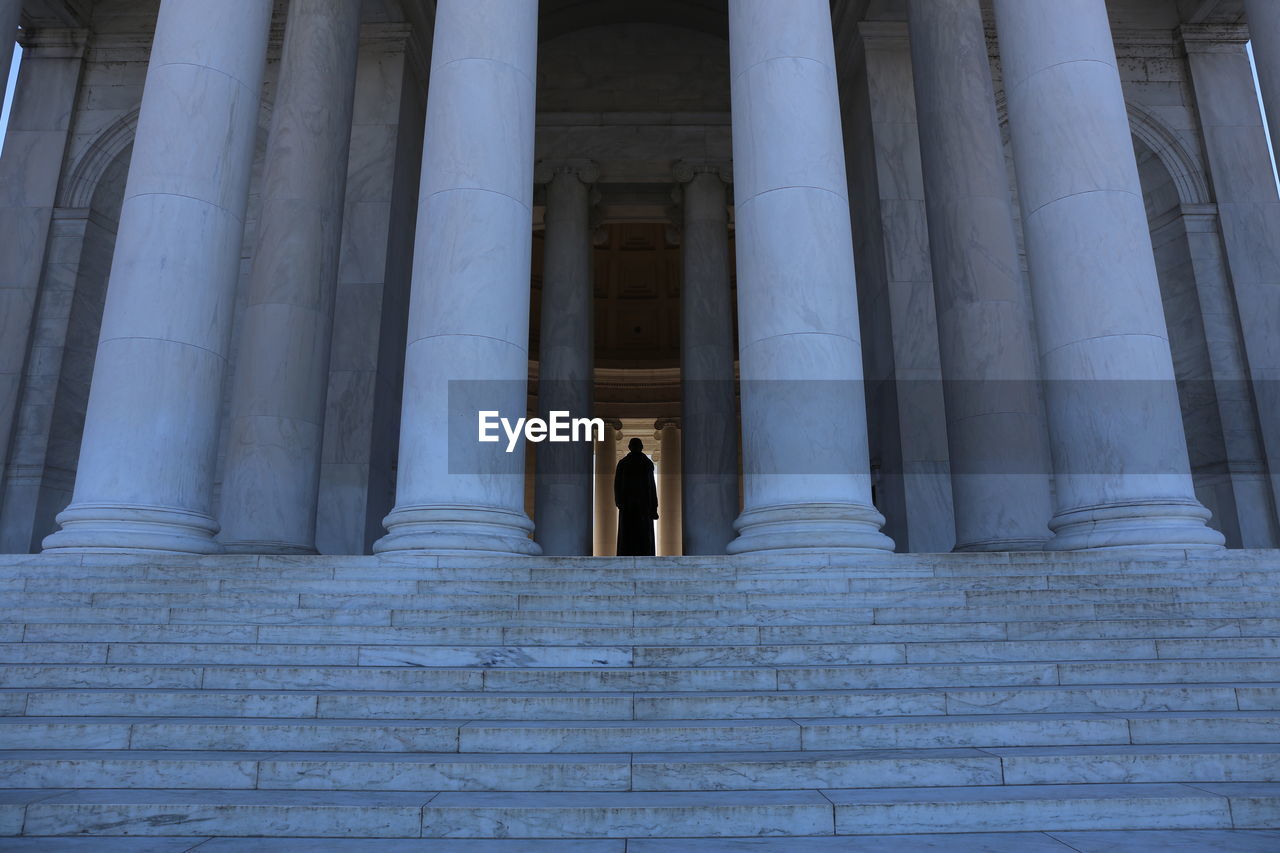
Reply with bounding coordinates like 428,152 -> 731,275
0,0 -> 1277,559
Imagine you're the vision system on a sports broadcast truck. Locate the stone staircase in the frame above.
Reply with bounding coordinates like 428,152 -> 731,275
0,550 -> 1278,850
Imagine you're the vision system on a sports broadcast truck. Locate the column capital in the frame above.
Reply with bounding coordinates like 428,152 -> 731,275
535,158 -> 600,186
673,160 -> 732,185
653,418 -> 681,432
358,21 -> 414,49
17,26 -> 88,58
855,20 -> 910,51
1179,23 -> 1251,52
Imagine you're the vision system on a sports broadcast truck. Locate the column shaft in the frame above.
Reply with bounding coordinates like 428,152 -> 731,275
656,420 -> 682,556
993,0 -> 1223,550
220,0 -> 362,554
374,0 -> 541,555
907,0 -> 1053,551
726,0 -> 892,554
534,165 -> 595,556
593,422 -> 619,556
44,0 -> 272,553
678,166 -> 739,555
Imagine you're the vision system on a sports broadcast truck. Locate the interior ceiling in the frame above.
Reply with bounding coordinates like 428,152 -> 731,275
538,0 -> 728,41
19,1 -> 1247,37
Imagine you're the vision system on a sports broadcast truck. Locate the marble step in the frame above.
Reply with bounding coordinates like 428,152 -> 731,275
8,783 -> 1274,838
10,830 -> 1269,853
12,583 -> 1280,611
0,750 -> 633,792
1,709 -> 1275,753
8,600 -> 1280,627
12,569 -> 1273,595
414,783 -> 1277,837
15,596 -> 1280,625
818,783 -> 1280,835
18,615 -> 1280,646
5,550 -> 1273,577
6,636 -> 1276,667
632,744 -> 1280,790
626,831 -> 1280,853
801,711 -> 1280,749
7,681 -> 1273,721
0,840 -> 628,852
4,744 -> 1277,793
5,658 -> 1278,693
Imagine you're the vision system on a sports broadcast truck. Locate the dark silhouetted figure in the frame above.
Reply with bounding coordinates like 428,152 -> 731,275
615,437 -> 658,557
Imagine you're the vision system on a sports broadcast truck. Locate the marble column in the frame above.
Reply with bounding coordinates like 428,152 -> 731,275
220,0 -> 362,554
1246,0 -> 1280,139
374,0 -> 541,555
726,0 -> 893,554
907,0 -> 1053,551
593,419 -> 620,556
0,0 -> 18,93
43,0 -> 272,553
534,161 -> 597,556
655,419 -> 682,556
993,0 -> 1223,550
676,163 -> 739,555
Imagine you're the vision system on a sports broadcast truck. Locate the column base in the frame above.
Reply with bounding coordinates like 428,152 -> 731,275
374,504 -> 542,556
41,503 -> 223,554
221,541 -> 318,556
1046,500 -> 1226,551
726,502 -> 895,554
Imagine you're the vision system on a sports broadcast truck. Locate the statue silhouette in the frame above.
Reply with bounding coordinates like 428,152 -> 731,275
614,437 -> 658,557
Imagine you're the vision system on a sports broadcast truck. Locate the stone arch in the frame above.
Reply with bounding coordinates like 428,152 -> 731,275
58,108 -> 138,209
1126,101 -> 1212,206
60,99 -> 276,209
993,95 -> 1210,206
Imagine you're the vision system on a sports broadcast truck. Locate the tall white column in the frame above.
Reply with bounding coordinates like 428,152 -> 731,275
676,164 -> 739,555
907,0 -> 1053,551
534,162 -> 597,556
374,0 -> 541,555
220,0 -> 362,554
655,419 -> 682,556
1246,0 -> 1280,140
726,0 -> 893,554
993,0 -> 1223,550
593,419 -> 620,556
43,0 -> 272,553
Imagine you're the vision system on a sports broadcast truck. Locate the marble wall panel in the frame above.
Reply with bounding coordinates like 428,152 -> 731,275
837,22 -> 954,553
1182,30 -> 1280,539
316,31 -> 423,555
0,31 -> 86,550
